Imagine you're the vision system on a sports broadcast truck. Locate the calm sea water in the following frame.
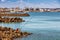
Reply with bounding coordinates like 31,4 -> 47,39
0,12 -> 60,40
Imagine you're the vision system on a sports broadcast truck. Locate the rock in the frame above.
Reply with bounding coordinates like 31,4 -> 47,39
0,17 -> 24,23
0,26 -> 32,40
2,38 -> 13,40
23,32 -> 32,37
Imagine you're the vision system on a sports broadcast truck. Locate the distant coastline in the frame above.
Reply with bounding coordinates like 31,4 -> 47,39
0,7 -> 60,13
24,8 -> 60,12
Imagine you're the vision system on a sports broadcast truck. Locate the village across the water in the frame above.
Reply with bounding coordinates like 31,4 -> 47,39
0,7 -> 60,13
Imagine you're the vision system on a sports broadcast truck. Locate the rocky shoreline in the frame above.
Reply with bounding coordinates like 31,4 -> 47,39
0,26 -> 32,40
0,13 -> 30,16
0,17 -> 25,23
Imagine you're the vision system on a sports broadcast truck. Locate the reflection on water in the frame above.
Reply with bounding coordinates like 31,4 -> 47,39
0,12 -> 60,40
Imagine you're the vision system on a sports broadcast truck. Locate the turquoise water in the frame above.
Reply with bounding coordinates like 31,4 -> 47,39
0,12 -> 60,40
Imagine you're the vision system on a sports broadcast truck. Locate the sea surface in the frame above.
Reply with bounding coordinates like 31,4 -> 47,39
0,12 -> 60,40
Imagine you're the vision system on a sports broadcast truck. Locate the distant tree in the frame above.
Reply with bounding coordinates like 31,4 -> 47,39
25,8 -> 29,11
36,8 -> 40,11
29,8 -> 34,12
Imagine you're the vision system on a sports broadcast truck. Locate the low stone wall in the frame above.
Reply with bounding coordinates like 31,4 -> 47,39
0,26 -> 32,40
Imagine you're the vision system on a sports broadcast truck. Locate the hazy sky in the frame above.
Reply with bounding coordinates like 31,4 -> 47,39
0,0 -> 60,8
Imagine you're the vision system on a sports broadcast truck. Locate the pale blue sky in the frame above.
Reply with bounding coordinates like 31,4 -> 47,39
0,0 -> 60,8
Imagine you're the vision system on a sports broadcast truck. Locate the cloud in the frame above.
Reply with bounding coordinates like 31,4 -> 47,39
0,0 -> 60,8
1,0 -> 5,2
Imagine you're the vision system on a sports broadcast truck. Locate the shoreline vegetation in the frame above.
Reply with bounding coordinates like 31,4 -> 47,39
24,8 -> 60,12
0,26 -> 32,40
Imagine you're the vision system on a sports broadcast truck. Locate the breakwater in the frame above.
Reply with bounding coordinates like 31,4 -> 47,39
0,26 -> 32,40
0,13 -> 30,16
0,17 -> 25,23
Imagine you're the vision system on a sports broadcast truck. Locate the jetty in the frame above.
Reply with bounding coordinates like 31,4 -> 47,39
0,13 -> 30,16
0,12 -> 30,23
0,17 -> 25,23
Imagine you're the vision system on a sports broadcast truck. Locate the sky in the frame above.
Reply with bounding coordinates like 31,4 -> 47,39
0,0 -> 60,8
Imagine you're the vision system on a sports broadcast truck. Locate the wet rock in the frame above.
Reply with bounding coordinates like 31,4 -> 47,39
0,17 -> 24,23
23,32 -> 32,37
0,26 -> 32,40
